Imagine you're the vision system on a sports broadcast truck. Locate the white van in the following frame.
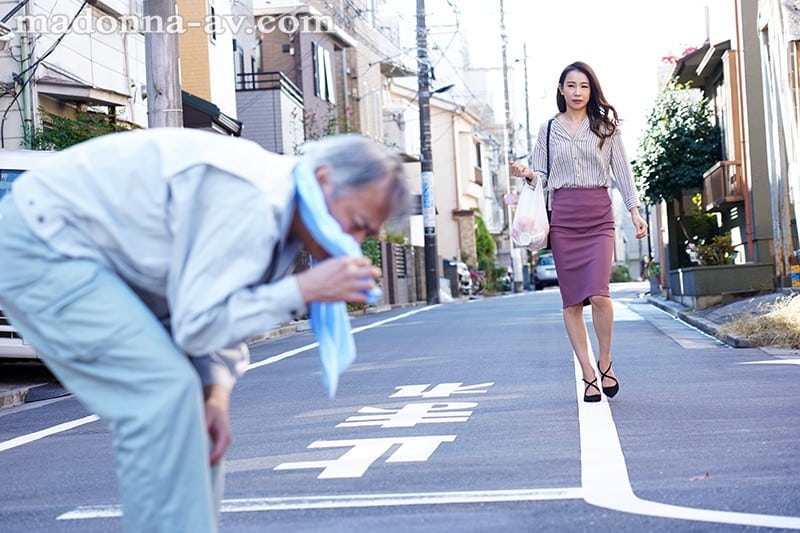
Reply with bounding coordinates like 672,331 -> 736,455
0,149 -> 54,359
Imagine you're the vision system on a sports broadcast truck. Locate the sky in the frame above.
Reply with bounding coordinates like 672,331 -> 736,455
386,0 -> 735,155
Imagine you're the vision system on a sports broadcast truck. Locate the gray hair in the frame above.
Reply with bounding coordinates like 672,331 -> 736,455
299,134 -> 410,220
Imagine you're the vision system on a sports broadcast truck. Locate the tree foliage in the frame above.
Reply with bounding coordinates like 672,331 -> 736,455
29,108 -> 134,151
632,80 -> 721,204
474,214 -> 495,268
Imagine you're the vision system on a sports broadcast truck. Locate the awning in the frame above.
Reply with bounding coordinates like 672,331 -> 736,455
181,91 -> 242,136
36,63 -> 129,107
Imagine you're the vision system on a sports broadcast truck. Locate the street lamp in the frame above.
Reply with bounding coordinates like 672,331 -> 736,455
432,83 -> 455,95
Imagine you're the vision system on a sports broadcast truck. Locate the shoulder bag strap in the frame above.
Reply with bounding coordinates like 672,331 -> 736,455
546,118 -> 553,176
545,118 -> 554,213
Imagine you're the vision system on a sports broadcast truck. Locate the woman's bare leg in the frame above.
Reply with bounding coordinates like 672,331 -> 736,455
589,295 -> 616,388
563,304 -> 596,383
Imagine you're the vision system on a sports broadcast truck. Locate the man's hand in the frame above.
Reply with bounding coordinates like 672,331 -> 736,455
296,256 -> 381,304
204,384 -> 232,465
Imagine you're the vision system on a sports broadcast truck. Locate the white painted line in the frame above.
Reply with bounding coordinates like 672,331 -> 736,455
0,415 -> 99,453
246,342 -> 320,370
739,359 -> 800,366
2,307 -> 437,454
275,435 -> 458,479
247,306 -> 436,371
350,305 -> 437,334
57,487 -> 584,519
574,343 -> 800,529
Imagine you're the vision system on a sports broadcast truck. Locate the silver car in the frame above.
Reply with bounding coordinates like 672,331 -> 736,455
532,253 -> 558,290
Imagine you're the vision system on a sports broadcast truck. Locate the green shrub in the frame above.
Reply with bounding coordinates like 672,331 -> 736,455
610,263 -> 632,282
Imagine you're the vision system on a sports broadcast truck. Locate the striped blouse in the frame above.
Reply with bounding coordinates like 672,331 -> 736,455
530,115 -> 641,211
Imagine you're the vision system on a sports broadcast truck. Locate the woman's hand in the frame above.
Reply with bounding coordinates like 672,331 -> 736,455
296,256 -> 381,303
630,208 -> 648,239
509,162 -> 534,180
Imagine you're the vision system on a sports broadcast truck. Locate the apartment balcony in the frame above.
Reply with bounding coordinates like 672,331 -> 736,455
235,71 -> 305,154
703,160 -> 743,212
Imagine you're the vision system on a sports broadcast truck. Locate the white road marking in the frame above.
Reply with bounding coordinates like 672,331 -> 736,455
248,306 -> 438,370
1,307 -> 438,453
275,435 -> 458,479
336,402 -> 477,428
574,341 -> 800,529
390,382 -> 494,398
739,358 -> 800,366
0,415 -> 99,453
28,301 -> 800,527
58,488 -> 584,519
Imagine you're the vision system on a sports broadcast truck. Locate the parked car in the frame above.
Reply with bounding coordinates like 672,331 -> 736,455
0,149 -> 53,359
0,308 -> 40,359
532,253 -> 558,290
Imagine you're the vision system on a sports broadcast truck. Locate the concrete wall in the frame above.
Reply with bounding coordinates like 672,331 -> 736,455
236,85 -> 303,154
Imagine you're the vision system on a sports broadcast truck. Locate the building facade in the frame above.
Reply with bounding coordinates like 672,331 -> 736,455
0,0 -> 148,149
757,0 -> 800,286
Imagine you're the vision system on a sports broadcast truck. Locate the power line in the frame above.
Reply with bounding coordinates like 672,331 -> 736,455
1,0 -> 90,148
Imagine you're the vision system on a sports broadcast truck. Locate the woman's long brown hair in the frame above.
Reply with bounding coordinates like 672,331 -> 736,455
556,61 -> 619,148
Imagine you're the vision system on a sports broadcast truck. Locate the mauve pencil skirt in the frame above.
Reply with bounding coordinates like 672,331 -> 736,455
550,187 -> 615,308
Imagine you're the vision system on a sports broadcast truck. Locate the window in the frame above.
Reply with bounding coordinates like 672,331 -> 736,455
209,1 -> 217,42
312,41 -> 336,104
233,39 -> 245,89
473,141 -> 483,185
253,38 -> 262,73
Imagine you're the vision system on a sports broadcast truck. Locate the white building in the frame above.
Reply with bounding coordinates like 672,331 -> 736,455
0,0 -> 148,149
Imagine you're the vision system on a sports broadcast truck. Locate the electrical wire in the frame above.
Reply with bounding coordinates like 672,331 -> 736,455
0,0 -> 32,24
1,0 -> 90,148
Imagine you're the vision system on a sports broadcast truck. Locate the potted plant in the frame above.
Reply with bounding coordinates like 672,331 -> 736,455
647,260 -> 661,295
669,229 -> 773,309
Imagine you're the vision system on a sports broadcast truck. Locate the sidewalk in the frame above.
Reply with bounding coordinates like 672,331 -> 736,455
646,289 -> 797,350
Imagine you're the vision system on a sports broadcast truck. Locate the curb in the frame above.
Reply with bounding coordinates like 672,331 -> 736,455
0,383 -> 46,410
645,295 -> 755,348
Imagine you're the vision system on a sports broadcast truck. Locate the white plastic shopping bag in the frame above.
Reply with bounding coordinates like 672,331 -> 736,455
511,179 -> 549,251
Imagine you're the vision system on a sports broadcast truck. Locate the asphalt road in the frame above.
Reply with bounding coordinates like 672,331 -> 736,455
1,282 -> 799,532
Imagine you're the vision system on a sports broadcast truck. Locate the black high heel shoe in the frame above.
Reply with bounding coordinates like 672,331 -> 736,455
582,377 -> 601,403
600,361 -> 619,398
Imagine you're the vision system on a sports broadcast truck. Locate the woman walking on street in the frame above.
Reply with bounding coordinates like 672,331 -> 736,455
510,61 -> 648,402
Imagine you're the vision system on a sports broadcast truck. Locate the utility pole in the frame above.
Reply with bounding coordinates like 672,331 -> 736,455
144,0 -> 182,127
522,43 -> 532,167
499,0 -> 522,290
416,0 -> 439,305
19,5 -> 31,148
499,0 -> 514,161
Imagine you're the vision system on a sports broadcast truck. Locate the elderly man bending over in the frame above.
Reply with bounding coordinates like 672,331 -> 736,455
0,129 -> 409,532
